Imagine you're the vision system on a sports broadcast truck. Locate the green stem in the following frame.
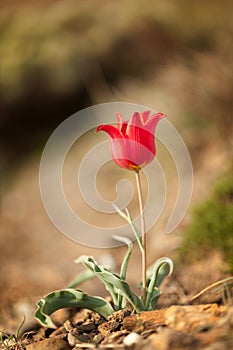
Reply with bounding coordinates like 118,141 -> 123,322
135,170 -> 147,305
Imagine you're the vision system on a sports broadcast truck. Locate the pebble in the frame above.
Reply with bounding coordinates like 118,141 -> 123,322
64,320 -> 73,332
67,332 -> 78,347
123,332 -> 142,347
76,322 -> 96,331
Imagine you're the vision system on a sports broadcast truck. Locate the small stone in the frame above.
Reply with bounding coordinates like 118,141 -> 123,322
50,326 -> 67,338
101,329 -> 128,345
76,321 -> 96,332
98,320 -> 119,336
77,333 -> 92,343
123,315 -> 144,333
64,320 -> 73,332
67,332 -> 78,347
108,309 -> 132,323
90,312 -> 105,325
73,309 -> 92,324
93,333 -> 104,344
123,332 -> 143,347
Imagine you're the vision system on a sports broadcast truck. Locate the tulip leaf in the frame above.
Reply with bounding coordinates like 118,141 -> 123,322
145,257 -> 174,310
75,255 -> 144,312
113,204 -> 143,253
113,235 -> 133,280
113,234 -> 133,309
75,256 -> 119,307
35,289 -> 114,328
150,288 -> 161,310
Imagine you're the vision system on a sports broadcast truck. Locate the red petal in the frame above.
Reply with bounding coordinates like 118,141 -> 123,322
141,110 -> 151,123
111,135 -> 154,170
126,112 -> 143,145
126,112 -> 143,133
109,138 -> 134,169
116,112 -> 123,130
126,112 -> 153,149
96,124 -> 122,139
123,139 -> 155,169
144,112 -> 166,133
116,112 -> 128,136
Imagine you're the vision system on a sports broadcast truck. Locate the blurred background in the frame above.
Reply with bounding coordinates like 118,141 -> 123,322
1,0 -> 232,331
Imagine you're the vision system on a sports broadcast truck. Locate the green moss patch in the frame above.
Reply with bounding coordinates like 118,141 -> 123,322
180,165 -> 233,270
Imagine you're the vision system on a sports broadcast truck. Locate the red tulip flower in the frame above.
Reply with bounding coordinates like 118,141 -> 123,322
96,110 -> 165,171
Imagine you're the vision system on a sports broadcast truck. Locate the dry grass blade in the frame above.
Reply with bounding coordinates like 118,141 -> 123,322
189,276 -> 233,303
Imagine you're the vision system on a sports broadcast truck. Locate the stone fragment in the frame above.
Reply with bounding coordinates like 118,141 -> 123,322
77,332 -> 92,343
101,329 -> 128,345
50,325 -> 67,338
75,321 -> 96,332
93,333 -> 104,344
67,332 -> 78,347
72,308 -> 92,324
98,320 -> 120,336
64,320 -> 73,332
123,332 -> 143,347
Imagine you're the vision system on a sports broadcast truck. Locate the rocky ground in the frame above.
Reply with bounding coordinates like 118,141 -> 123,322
1,300 -> 233,349
1,263 -> 233,349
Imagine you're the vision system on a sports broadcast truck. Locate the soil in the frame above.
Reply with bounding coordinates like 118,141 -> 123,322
1,302 -> 233,350
1,260 -> 233,349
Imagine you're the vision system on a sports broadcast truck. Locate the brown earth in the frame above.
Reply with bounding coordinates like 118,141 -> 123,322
1,303 -> 233,349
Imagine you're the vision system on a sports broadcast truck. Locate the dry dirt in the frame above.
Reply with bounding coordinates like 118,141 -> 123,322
1,303 -> 233,349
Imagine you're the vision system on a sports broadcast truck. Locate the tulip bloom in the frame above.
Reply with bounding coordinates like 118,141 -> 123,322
96,110 -> 165,171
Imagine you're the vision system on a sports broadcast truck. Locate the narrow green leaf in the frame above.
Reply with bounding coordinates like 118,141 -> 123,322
150,288 -> 161,310
145,257 -> 174,310
75,256 -> 119,306
113,235 -> 133,309
113,204 -> 143,253
146,258 -> 174,288
15,315 -> 26,340
35,289 -> 114,328
112,204 -> 128,220
113,235 -> 133,280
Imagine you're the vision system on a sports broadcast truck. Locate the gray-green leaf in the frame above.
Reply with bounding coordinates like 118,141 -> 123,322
75,256 -> 144,312
145,257 -> 174,310
35,289 -> 114,328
